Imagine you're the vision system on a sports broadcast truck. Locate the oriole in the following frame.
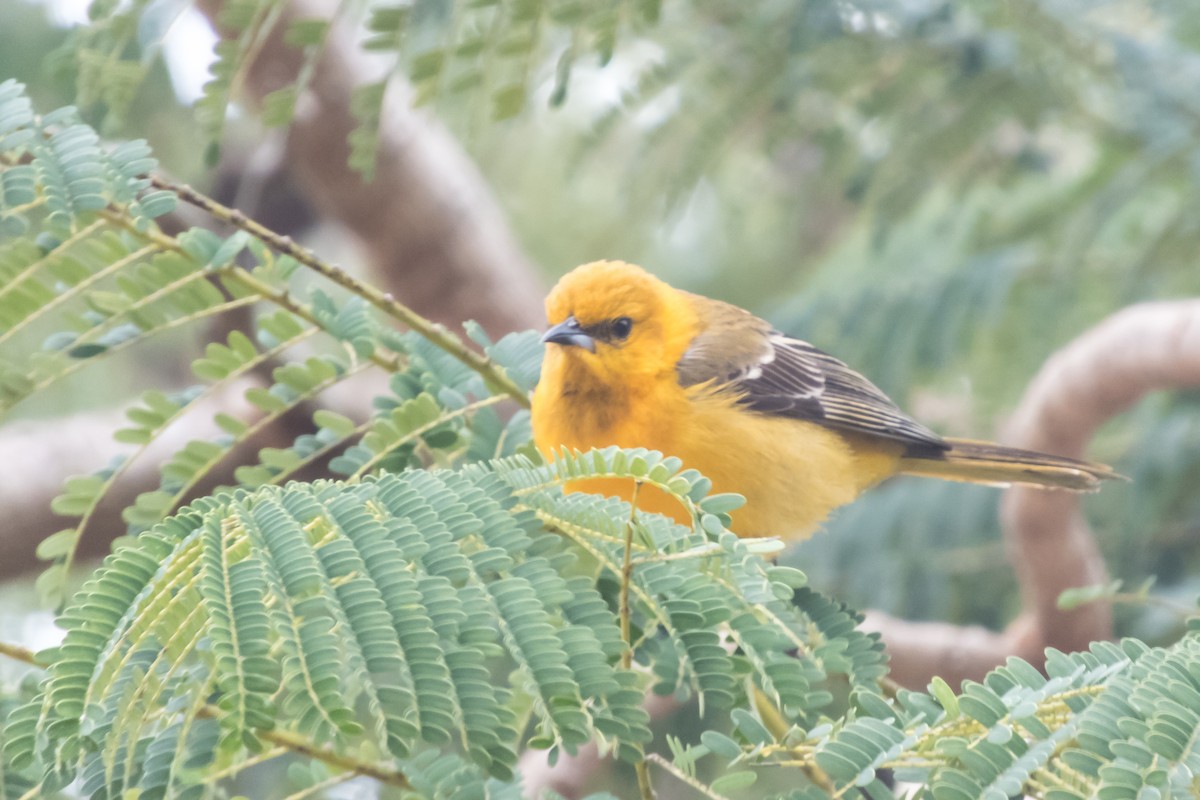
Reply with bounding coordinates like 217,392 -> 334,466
531,260 -> 1117,539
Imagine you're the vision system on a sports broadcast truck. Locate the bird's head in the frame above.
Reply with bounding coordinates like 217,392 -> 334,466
541,260 -> 699,382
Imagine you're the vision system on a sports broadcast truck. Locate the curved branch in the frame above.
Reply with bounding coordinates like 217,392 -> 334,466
867,300 -> 1200,687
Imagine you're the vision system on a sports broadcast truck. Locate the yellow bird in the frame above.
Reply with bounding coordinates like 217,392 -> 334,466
531,260 -> 1117,539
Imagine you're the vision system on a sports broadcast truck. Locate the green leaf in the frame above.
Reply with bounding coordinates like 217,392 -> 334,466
313,409 -> 355,437
710,770 -> 757,792
261,87 -> 297,127
700,730 -> 742,758
1058,580 -> 1125,611
930,676 -> 960,720
36,528 -> 80,560
699,493 -> 745,515
730,708 -> 774,745
51,474 -> 106,516
35,562 -> 67,606
492,85 -> 526,120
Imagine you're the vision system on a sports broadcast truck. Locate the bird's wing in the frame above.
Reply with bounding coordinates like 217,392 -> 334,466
676,299 -> 947,451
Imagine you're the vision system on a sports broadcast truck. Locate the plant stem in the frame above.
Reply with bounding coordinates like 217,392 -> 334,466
751,685 -> 790,740
619,480 -> 643,671
1109,591 -> 1196,617
0,637 -> 412,790
618,481 -> 656,799
646,753 -> 729,799
635,760 -> 657,800
220,266 -> 404,374
153,176 -> 530,407
0,640 -> 38,666
234,710 -> 412,789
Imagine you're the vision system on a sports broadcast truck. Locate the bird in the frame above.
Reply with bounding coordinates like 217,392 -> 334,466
530,260 -> 1119,540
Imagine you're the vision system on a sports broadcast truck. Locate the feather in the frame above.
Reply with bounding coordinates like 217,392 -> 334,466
899,438 -> 1123,490
677,296 -> 947,451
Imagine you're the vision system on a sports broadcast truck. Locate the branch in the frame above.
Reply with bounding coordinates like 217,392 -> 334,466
0,639 -> 414,790
866,300 -> 1200,687
165,181 -> 531,405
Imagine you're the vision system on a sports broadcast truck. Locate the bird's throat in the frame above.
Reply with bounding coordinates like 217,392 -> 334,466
536,350 -> 636,444
555,377 -> 626,435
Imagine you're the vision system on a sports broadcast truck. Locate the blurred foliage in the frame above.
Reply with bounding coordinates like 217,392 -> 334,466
465,0 -> 1200,648
2,1 -> 1200,796
0,0 -> 1196,657
380,2 -> 1200,646
3,84 -> 1200,796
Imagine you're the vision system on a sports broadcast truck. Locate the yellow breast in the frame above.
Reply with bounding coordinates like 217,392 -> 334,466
532,361 -> 902,540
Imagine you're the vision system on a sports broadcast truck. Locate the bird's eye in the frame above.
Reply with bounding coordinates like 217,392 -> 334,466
612,317 -> 633,340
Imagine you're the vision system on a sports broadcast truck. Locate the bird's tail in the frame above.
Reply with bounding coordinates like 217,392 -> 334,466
897,438 -> 1121,491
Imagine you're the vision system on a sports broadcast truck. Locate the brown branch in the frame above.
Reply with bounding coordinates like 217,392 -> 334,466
194,0 -> 545,337
167,186 -> 530,405
865,300 -> 1200,688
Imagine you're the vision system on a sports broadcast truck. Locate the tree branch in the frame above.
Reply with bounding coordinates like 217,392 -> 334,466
866,300 -> 1200,687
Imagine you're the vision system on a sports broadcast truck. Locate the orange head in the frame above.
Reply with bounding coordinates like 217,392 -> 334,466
541,261 -> 699,383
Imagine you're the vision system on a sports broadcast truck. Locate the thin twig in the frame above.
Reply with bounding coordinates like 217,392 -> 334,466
282,769 -> 361,800
219,266 -> 404,374
635,755 -> 657,799
645,753 -> 730,800
0,640 -> 38,666
203,746 -> 288,782
153,176 -> 531,406
620,480 -> 643,672
1108,591 -> 1196,617
0,638 -> 412,790
618,481 -> 656,800
240,712 -> 412,789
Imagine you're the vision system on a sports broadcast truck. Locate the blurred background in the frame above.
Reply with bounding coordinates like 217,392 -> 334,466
2,0 -> 1199,674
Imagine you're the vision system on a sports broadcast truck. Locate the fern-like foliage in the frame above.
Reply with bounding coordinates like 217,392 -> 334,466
70,0 -> 661,174
0,86 -> 897,797
4,447 -> 1200,798
5,55 -> 1200,800
0,80 -> 537,609
681,632 -> 1200,800
4,448 -> 881,797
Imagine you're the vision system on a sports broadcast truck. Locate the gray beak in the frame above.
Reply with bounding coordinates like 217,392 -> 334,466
541,316 -> 596,352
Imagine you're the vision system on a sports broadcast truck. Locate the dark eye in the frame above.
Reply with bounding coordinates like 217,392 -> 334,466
612,317 -> 633,340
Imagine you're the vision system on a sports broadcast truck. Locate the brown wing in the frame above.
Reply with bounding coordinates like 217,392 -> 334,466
676,300 -> 947,452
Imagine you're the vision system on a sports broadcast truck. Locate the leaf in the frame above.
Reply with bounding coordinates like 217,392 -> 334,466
261,87 -> 297,127
710,770 -> 757,792
700,730 -> 742,758
51,474 -> 106,516
36,528 -> 80,561
1058,580 -> 1125,611
930,676 -> 960,720
492,84 -> 526,120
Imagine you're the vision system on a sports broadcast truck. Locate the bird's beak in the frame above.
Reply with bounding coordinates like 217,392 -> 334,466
542,316 -> 596,353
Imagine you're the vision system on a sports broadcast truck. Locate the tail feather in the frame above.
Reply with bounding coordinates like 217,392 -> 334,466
897,437 -> 1122,491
